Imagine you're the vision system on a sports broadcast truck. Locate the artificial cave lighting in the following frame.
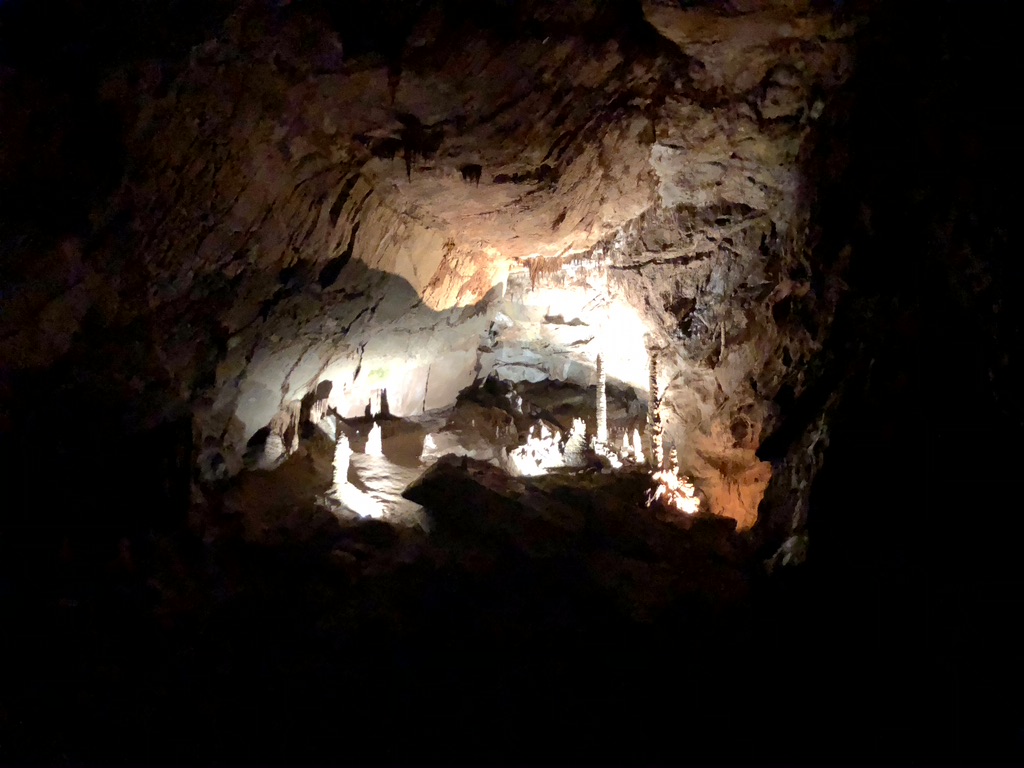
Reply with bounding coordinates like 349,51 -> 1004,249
509,275 -> 652,392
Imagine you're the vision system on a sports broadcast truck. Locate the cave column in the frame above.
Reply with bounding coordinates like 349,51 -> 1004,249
596,352 -> 608,445
649,349 -> 664,469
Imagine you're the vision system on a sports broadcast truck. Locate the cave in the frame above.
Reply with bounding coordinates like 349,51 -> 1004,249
1,0 -> 1020,762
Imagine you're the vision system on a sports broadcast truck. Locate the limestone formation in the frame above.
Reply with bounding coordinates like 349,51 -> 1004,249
258,433 -> 286,470
562,418 -> 588,467
369,390 -> 384,418
365,423 -> 383,457
309,398 -> 329,426
595,353 -> 608,445
504,421 -> 564,477
333,435 -> 352,491
633,429 -> 645,466
648,351 -> 664,470
316,414 -> 338,443
0,0 -> 865,534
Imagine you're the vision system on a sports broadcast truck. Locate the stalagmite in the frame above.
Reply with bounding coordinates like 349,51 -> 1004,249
563,418 -> 588,467
369,389 -> 383,418
595,352 -> 608,445
365,422 -> 383,456
648,350 -> 664,469
621,431 -> 631,456
333,434 -> 351,491
632,428 -> 645,464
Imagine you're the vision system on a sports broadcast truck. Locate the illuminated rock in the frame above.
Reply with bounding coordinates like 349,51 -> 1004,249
365,422 -> 383,456
595,352 -> 608,445
633,429 -> 645,466
333,434 -> 351,490
648,350 -> 664,469
647,465 -> 700,516
562,418 -> 588,467
316,414 -> 338,443
369,389 -> 384,418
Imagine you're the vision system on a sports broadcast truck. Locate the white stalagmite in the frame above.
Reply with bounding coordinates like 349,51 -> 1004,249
562,418 -> 588,467
333,434 -> 351,491
369,389 -> 383,417
595,352 -> 608,445
365,422 -> 383,456
621,431 -> 631,456
632,428 -> 645,465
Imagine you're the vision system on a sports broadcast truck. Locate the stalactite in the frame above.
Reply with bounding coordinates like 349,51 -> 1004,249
369,389 -> 383,418
527,254 -> 577,289
595,352 -> 608,445
309,398 -> 328,425
648,350 -> 664,469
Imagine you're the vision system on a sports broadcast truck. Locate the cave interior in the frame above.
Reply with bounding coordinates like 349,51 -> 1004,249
0,0 -> 1020,762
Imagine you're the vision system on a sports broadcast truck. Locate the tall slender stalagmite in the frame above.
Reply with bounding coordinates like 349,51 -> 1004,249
333,434 -> 351,492
649,349 -> 664,469
595,352 -> 608,445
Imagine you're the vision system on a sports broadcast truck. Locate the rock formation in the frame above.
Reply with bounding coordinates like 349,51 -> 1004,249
595,352 -> 608,445
0,0 -> 871,536
632,428 -> 645,466
258,433 -> 286,471
648,350 -> 664,470
332,434 -> 351,491
365,423 -> 383,457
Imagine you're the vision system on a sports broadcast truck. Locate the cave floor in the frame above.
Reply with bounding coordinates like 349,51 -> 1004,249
0,385 -> 979,763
